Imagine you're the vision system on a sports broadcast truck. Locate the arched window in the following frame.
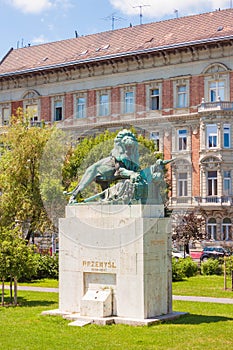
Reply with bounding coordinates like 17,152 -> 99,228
207,218 -> 217,240
203,63 -> 230,102
222,218 -> 232,241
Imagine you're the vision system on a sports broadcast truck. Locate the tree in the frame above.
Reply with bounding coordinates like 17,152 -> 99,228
0,110 -> 56,242
172,210 -> 206,256
0,226 -> 35,305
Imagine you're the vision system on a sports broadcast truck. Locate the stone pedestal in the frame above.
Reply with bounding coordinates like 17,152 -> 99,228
59,204 -> 172,320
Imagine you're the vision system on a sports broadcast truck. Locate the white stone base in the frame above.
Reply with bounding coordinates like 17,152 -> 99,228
42,309 -> 187,327
59,204 -> 172,320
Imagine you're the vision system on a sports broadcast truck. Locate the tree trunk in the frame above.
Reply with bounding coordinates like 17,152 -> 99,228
10,275 -> 13,304
1,278 -> 4,306
14,277 -> 18,306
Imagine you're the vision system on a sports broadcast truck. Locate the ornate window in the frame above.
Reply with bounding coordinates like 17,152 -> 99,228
99,94 -> 109,116
52,96 -> 64,122
203,63 -> 230,102
207,171 -> 218,196
76,97 -> 86,118
223,171 -> 231,195
207,218 -> 217,240
221,218 -> 232,241
206,124 -> 218,148
54,100 -> 62,121
146,82 -> 162,112
178,129 -> 187,151
150,131 -> 160,151
150,88 -> 160,110
173,78 -> 189,109
177,85 -> 187,108
23,90 -> 40,122
0,105 -> 10,125
124,91 -> 134,113
178,173 -> 188,196
172,159 -> 191,200
223,124 -> 230,148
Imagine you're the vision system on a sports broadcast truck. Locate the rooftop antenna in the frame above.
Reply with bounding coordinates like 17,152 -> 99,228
230,0 -> 232,8
102,12 -> 125,30
174,9 -> 178,18
133,4 -> 150,25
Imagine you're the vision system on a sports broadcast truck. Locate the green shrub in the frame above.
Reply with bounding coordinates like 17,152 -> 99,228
179,257 -> 198,277
19,253 -> 59,281
201,258 -> 222,276
34,254 -> 59,280
172,257 -> 185,281
172,257 -> 198,281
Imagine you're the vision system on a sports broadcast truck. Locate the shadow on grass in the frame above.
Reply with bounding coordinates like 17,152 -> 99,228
171,313 -> 233,325
1,296 -> 56,308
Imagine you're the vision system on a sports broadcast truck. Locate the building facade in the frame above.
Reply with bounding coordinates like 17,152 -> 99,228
0,9 -> 233,246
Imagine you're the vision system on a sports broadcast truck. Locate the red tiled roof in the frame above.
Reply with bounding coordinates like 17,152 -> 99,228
1,9 -> 233,76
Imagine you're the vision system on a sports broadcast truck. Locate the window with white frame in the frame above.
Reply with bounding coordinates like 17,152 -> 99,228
178,129 -> 187,151
177,85 -> 187,108
1,107 -> 10,125
178,173 -> 188,196
26,104 -> 38,123
206,124 -> 218,148
150,88 -> 160,110
209,80 -> 225,101
54,100 -> 63,121
207,171 -> 217,196
124,91 -> 134,113
99,94 -> 109,116
207,218 -> 217,240
223,170 -> 231,195
221,218 -> 232,241
150,132 -> 159,150
76,97 -> 86,118
223,124 -> 230,148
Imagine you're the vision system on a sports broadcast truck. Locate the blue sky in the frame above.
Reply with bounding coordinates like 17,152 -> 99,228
0,0 -> 231,59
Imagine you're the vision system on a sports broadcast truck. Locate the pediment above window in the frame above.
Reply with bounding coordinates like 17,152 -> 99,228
203,63 -> 229,75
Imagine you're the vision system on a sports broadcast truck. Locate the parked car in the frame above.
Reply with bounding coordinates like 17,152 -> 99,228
200,246 -> 230,262
172,248 -> 189,259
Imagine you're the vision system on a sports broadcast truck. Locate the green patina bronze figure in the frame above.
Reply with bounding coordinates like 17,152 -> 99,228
67,130 -> 173,205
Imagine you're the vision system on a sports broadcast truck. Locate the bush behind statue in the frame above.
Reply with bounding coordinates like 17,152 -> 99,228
19,254 -> 59,281
201,258 -> 223,276
172,257 -> 198,281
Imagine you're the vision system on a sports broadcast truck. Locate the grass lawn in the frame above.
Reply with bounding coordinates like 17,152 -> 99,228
173,275 -> 233,298
0,289 -> 232,350
16,278 -> 59,288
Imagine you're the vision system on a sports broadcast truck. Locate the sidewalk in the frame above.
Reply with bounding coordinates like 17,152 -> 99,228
173,295 -> 233,304
3,285 -> 233,304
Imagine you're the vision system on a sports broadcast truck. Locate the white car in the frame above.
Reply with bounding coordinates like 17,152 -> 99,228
172,248 -> 189,259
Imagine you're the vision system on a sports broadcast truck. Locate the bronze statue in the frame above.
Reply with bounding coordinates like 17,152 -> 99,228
66,130 -> 173,204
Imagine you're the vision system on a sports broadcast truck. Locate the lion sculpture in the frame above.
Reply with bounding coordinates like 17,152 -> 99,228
68,130 -> 141,203
67,129 -> 173,204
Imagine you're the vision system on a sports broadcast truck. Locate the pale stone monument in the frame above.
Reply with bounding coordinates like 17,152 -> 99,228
44,130 -> 184,325
58,203 -> 175,326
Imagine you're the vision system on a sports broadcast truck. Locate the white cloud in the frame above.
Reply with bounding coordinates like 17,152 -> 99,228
8,0 -> 52,14
7,0 -> 73,14
109,0 -> 230,18
31,35 -> 47,45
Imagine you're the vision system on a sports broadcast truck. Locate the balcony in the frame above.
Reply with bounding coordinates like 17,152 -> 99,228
169,195 -> 233,208
194,196 -> 233,206
198,99 -> 233,112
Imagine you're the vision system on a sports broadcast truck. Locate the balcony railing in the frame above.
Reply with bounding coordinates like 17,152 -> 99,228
169,196 -> 233,207
194,196 -> 233,205
198,99 -> 233,112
